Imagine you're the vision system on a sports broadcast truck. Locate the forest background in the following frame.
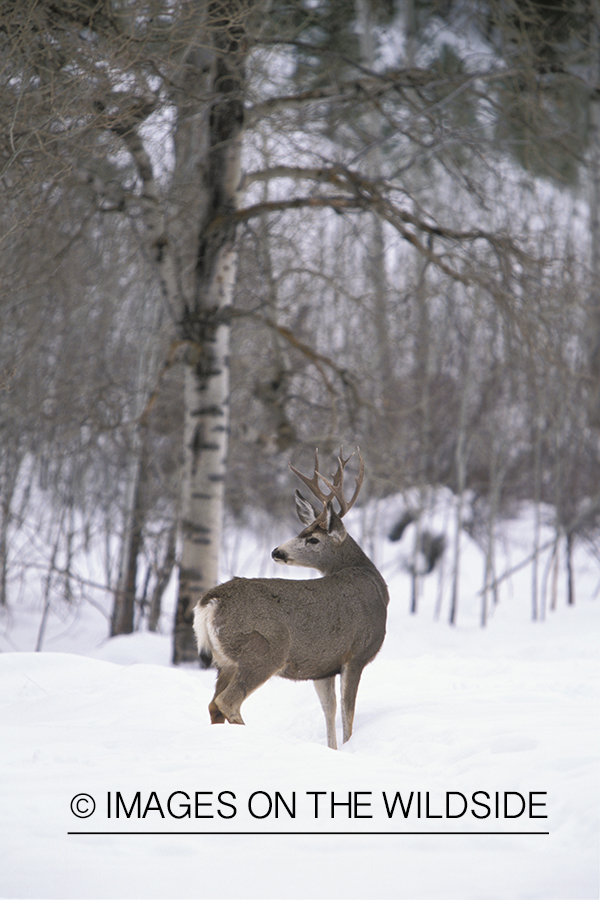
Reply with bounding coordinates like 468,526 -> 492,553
1,0 -> 599,663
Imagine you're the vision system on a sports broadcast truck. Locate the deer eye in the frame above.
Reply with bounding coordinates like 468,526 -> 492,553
306,536 -> 320,545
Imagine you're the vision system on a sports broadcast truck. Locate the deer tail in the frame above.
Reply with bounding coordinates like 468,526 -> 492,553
193,600 -> 214,669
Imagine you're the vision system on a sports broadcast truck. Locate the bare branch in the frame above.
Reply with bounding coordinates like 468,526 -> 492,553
233,192 -> 520,293
246,68 -> 441,123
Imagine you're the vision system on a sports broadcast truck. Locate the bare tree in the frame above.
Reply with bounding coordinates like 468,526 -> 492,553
1,0 -> 598,652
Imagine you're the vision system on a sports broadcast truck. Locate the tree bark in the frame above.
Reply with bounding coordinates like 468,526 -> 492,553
172,2 -> 250,663
107,3 -> 253,659
111,439 -> 147,636
587,8 -> 600,426
148,520 -> 177,633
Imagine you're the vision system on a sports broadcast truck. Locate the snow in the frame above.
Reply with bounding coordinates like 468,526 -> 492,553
0,498 -> 599,900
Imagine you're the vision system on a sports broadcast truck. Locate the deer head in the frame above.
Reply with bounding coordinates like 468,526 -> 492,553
271,447 -> 364,572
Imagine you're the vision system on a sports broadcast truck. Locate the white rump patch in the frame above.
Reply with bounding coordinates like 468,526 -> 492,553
193,601 -> 214,656
193,598 -> 233,669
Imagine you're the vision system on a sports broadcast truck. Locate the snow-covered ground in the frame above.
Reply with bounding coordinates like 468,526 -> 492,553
0,496 -> 598,899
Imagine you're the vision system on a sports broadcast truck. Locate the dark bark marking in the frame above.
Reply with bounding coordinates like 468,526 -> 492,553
180,567 -> 204,583
192,404 -> 226,417
182,520 -> 211,536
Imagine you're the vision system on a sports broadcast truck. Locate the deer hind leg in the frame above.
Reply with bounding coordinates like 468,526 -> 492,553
340,661 -> 365,744
211,630 -> 287,726
209,668 -> 233,724
314,676 -> 338,750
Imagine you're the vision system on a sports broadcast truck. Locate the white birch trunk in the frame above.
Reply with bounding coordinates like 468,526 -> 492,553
175,251 -> 236,661
116,2 -> 253,660
171,5 -> 249,662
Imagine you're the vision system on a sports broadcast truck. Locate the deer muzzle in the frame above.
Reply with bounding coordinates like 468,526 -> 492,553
271,547 -> 288,563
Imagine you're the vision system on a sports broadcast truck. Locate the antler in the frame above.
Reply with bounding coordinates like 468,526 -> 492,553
290,447 -> 364,520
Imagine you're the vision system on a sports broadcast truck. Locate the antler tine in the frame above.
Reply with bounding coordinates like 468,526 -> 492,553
316,446 -> 364,518
289,448 -> 333,505
347,446 -> 365,512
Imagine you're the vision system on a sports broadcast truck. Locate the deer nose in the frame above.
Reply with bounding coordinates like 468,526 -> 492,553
272,547 -> 288,562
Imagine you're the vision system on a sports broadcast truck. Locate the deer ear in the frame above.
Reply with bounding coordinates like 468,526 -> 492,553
326,504 -> 347,543
295,490 -> 319,525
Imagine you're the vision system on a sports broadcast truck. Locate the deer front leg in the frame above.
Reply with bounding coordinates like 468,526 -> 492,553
340,662 -> 364,744
314,676 -> 337,749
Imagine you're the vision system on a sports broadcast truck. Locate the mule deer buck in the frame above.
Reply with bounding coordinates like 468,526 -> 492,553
194,448 -> 389,749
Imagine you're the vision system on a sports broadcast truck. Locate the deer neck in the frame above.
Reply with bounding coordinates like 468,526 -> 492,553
320,534 -> 377,576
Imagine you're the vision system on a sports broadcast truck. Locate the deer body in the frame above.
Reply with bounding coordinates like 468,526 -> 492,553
194,450 -> 389,749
